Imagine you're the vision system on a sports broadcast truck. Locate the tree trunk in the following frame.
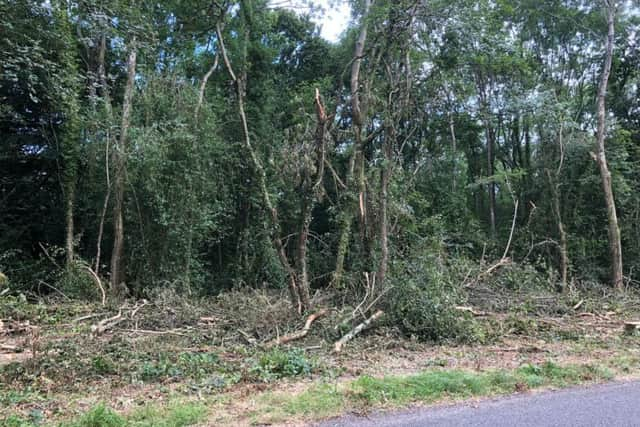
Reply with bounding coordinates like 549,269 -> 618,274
296,89 -> 328,303
376,127 -> 392,286
110,40 -> 137,293
595,2 -> 623,289
547,169 -> 568,290
216,22 -> 309,313
64,189 -> 75,266
331,0 -> 373,288
331,152 -> 356,289
449,112 -> 457,191
95,32 -> 112,275
476,75 -> 496,237
486,124 -> 497,238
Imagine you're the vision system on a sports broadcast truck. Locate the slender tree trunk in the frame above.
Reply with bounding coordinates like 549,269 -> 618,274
595,2 -> 623,289
332,153 -> 356,288
110,40 -> 137,293
331,0 -> 373,288
486,124 -> 497,237
216,22 -> 309,313
64,189 -> 75,266
476,75 -> 496,237
376,127 -> 392,286
56,11 -> 81,268
449,112 -> 457,191
547,170 -> 568,290
95,32 -> 112,274
296,89 -> 328,303
195,53 -> 219,123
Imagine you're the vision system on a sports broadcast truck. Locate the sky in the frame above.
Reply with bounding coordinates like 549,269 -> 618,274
315,0 -> 351,42
276,0 -> 352,42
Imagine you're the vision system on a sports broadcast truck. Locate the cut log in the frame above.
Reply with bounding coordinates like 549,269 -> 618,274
0,343 -> 20,352
455,306 -> 488,316
266,309 -> 327,348
333,310 -> 384,353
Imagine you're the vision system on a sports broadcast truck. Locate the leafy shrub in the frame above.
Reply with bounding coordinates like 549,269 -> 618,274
55,261 -> 101,301
485,261 -> 556,291
1,414 -> 37,427
386,246 -> 476,342
62,404 -> 125,427
138,352 -> 221,382
91,356 -> 117,376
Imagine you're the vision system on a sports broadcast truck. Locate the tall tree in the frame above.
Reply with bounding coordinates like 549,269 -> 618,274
595,0 -> 623,289
110,40 -> 137,292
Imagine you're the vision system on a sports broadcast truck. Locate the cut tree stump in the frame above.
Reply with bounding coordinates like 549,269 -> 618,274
623,321 -> 640,335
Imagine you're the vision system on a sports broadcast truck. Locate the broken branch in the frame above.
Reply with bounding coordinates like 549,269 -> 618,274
333,310 -> 384,353
266,309 -> 327,348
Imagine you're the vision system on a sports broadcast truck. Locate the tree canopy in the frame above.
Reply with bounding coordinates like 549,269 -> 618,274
1,0 -> 639,325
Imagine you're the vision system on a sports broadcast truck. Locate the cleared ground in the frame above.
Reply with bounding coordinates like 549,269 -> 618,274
2,285 -> 640,426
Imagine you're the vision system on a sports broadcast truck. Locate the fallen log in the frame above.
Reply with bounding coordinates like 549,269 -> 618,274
72,313 -> 107,323
0,343 -> 20,352
333,310 -> 384,353
455,306 -> 488,316
266,309 -> 327,348
91,311 -> 124,336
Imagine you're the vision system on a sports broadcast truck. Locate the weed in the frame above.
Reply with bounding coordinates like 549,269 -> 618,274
56,402 -> 207,427
61,404 -> 125,427
250,348 -> 313,381
91,356 -> 117,376
127,402 -> 207,427
137,351 -> 222,382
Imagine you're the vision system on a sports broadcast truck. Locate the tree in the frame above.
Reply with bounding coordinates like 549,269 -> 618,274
595,0 -> 623,289
110,40 -> 137,293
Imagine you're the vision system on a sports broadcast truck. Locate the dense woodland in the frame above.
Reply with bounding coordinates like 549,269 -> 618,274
1,0 -> 640,338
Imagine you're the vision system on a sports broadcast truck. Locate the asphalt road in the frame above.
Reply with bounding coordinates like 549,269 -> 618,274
318,381 -> 640,427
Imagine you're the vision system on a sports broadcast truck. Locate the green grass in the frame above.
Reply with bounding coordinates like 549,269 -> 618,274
127,402 -> 207,427
0,361 -> 619,427
250,361 -> 614,425
2,401 -> 208,427
350,362 -> 613,406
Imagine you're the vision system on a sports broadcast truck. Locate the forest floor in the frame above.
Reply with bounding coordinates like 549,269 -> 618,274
2,285 -> 640,426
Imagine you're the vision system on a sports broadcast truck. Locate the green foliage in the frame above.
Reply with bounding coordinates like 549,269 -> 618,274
250,348 -> 313,381
138,352 -> 221,382
487,261 -> 557,291
386,239 -> 477,342
127,402 -> 207,427
350,362 -> 613,406
62,404 -> 125,427
281,384 -> 346,417
1,415 -> 37,427
59,402 -> 207,427
0,0 -> 639,341
91,356 -> 117,376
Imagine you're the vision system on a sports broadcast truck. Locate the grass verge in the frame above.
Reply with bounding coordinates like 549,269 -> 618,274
0,361 -> 623,426
2,401 -> 208,427
252,361 -> 614,424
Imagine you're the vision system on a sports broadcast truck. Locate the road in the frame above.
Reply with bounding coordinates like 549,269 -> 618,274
318,380 -> 640,427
